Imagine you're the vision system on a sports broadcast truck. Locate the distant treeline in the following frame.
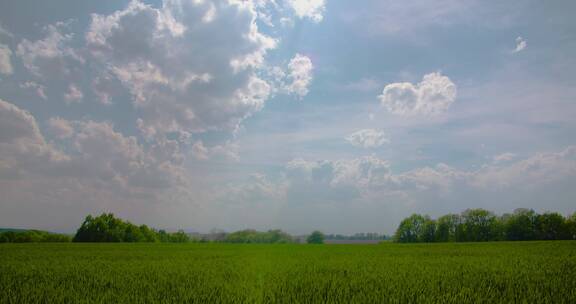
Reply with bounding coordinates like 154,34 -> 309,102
0,230 -> 71,243
73,213 -> 190,243
325,233 -> 390,241
224,229 -> 294,243
394,208 -> 576,243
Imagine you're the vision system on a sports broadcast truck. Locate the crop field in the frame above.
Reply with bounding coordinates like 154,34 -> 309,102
1,241 -> 575,303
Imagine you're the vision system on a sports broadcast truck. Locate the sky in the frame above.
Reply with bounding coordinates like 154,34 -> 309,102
0,0 -> 575,235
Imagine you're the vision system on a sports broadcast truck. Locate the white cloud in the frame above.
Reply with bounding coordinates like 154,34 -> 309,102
287,0 -> 326,23
235,146 -> 576,213
378,72 -> 457,116
0,44 -> 13,75
268,53 -> 313,98
91,73 -> 121,105
284,53 -> 313,97
47,117 -> 74,139
346,129 -> 390,148
86,0 -> 278,137
493,152 -> 516,163
64,84 -> 83,104
285,155 -> 391,195
0,99 -> 67,178
513,36 -> 527,53
16,23 -> 82,77
0,98 -> 188,199
191,141 -> 209,160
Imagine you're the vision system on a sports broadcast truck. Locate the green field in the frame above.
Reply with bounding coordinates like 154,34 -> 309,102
1,242 -> 575,303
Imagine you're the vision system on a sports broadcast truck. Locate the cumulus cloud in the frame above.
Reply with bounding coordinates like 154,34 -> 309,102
16,23 -> 82,77
267,53 -> 313,98
284,155 -> 392,202
378,72 -> 457,116
346,129 -> 389,148
286,0 -> 326,23
85,0 -> 278,137
64,84 -> 83,104
233,146 -> 576,212
285,53 -> 313,97
0,44 -> 13,75
0,98 -> 187,198
47,117 -> 74,139
513,36 -> 527,53
0,99 -> 67,178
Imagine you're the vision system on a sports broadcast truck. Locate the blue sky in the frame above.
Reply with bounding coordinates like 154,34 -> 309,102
0,0 -> 575,234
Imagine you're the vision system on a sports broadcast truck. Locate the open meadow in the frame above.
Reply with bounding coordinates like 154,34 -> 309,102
1,241 -> 575,303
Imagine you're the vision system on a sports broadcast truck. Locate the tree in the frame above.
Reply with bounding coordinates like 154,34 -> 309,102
435,214 -> 460,242
420,217 -> 437,242
536,212 -> 569,240
503,209 -> 538,241
0,230 -> 71,243
460,209 -> 500,242
567,212 -> 576,240
394,214 -> 427,243
307,231 -> 325,244
73,213 -> 189,243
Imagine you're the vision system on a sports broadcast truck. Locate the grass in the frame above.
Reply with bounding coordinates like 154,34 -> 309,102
1,241 -> 575,303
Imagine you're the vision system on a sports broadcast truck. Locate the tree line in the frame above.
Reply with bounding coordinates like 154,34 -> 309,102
394,208 -> 576,243
0,229 -> 71,243
73,213 -> 190,243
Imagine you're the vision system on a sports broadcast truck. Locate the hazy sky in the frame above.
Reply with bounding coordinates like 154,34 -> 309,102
0,0 -> 575,234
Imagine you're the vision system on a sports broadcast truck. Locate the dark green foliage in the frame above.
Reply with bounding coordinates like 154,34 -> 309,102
435,214 -> 460,242
225,229 -> 293,243
0,242 -> 575,303
307,230 -> 325,244
460,209 -> 501,242
568,212 -> 576,239
0,230 -> 71,243
535,212 -> 570,240
395,208 -> 575,243
503,208 -> 538,241
393,214 -> 438,243
73,213 -> 190,243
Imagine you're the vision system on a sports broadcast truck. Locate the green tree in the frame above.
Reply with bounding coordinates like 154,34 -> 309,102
536,212 -> 570,240
567,212 -> 576,240
435,214 -> 460,242
307,230 -> 325,244
460,209 -> 500,242
394,214 -> 427,243
503,208 -> 538,241
420,217 -> 437,242
73,213 -> 188,243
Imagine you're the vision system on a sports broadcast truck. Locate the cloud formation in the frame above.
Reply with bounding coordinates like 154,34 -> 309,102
85,0 -> 279,137
286,0 -> 326,23
0,99 -> 187,197
269,53 -> 314,98
378,72 -> 457,116
0,44 -> 13,75
16,23 -> 82,78
513,36 -> 527,53
64,84 -> 83,104
229,146 -> 576,212
346,129 -> 390,148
